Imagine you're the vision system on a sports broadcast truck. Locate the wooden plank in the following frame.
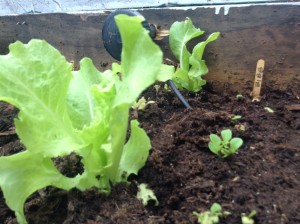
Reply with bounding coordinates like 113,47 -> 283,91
0,4 -> 299,93
0,1 -> 285,16
285,104 -> 300,111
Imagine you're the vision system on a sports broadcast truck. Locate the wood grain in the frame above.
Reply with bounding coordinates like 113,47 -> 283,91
0,5 -> 299,94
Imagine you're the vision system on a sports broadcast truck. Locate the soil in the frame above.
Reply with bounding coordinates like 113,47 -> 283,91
0,83 -> 299,224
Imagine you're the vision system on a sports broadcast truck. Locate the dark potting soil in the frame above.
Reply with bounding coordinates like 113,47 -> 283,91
0,84 -> 299,224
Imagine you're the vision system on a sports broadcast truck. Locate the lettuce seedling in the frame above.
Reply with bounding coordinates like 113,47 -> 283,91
241,210 -> 257,224
137,183 -> 159,206
169,18 -> 220,92
0,14 -> 171,224
193,203 -> 230,224
208,129 -> 243,158
132,97 -> 155,111
236,94 -> 244,100
132,97 -> 155,119
230,115 -> 242,122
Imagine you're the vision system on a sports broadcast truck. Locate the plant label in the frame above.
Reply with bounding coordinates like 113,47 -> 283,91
251,59 -> 265,102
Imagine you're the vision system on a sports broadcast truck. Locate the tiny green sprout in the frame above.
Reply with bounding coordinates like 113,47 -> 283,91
230,115 -> 242,122
132,97 -> 155,111
235,124 -> 246,131
154,84 -> 160,93
193,203 -> 230,224
241,210 -> 257,224
208,129 -> 243,158
236,94 -> 244,100
131,97 -> 155,119
137,183 -> 159,206
164,83 -> 171,91
264,107 -> 274,113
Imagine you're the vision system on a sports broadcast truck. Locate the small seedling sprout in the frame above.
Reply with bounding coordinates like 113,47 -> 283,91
208,129 -> 243,158
193,203 -> 230,224
132,97 -> 155,119
230,115 -> 242,122
236,94 -> 244,100
154,84 -> 160,93
164,83 -> 170,91
241,210 -> 257,224
137,183 -> 159,206
264,107 -> 274,113
132,97 -> 155,111
235,124 -> 246,131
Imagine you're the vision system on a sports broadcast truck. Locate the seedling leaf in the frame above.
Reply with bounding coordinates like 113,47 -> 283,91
137,183 -> 159,206
169,18 -> 219,92
132,97 -> 155,111
264,107 -> 274,113
221,129 -> 232,142
208,134 -> 222,154
210,134 -> 222,145
193,202 -> 230,224
208,129 -> 243,158
210,202 -> 222,213
241,210 -> 257,224
157,64 -> 175,82
188,32 -> 220,92
230,138 -> 244,151
169,18 -> 204,71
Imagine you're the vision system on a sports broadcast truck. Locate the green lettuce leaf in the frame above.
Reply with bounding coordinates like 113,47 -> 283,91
156,64 -> 175,82
0,151 -> 81,223
0,14 -> 164,224
169,18 -> 204,71
137,183 -> 159,206
188,32 -> 220,92
67,57 -> 102,129
117,120 -> 151,181
106,14 -> 163,181
221,129 -> 232,142
113,14 -> 163,107
0,40 -> 84,157
0,40 -> 85,224
169,18 -> 220,92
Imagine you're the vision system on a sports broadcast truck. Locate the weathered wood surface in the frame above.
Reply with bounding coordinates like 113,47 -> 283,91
0,4 -> 299,93
0,0 -> 286,16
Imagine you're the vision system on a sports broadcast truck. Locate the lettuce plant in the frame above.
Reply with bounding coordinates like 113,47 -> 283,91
0,14 -> 171,224
208,129 -> 243,158
241,210 -> 257,224
137,183 -> 159,206
193,203 -> 230,224
169,18 -> 220,92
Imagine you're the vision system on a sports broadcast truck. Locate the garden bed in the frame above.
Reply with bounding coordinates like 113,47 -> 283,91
1,82 -> 299,223
0,3 -> 299,224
